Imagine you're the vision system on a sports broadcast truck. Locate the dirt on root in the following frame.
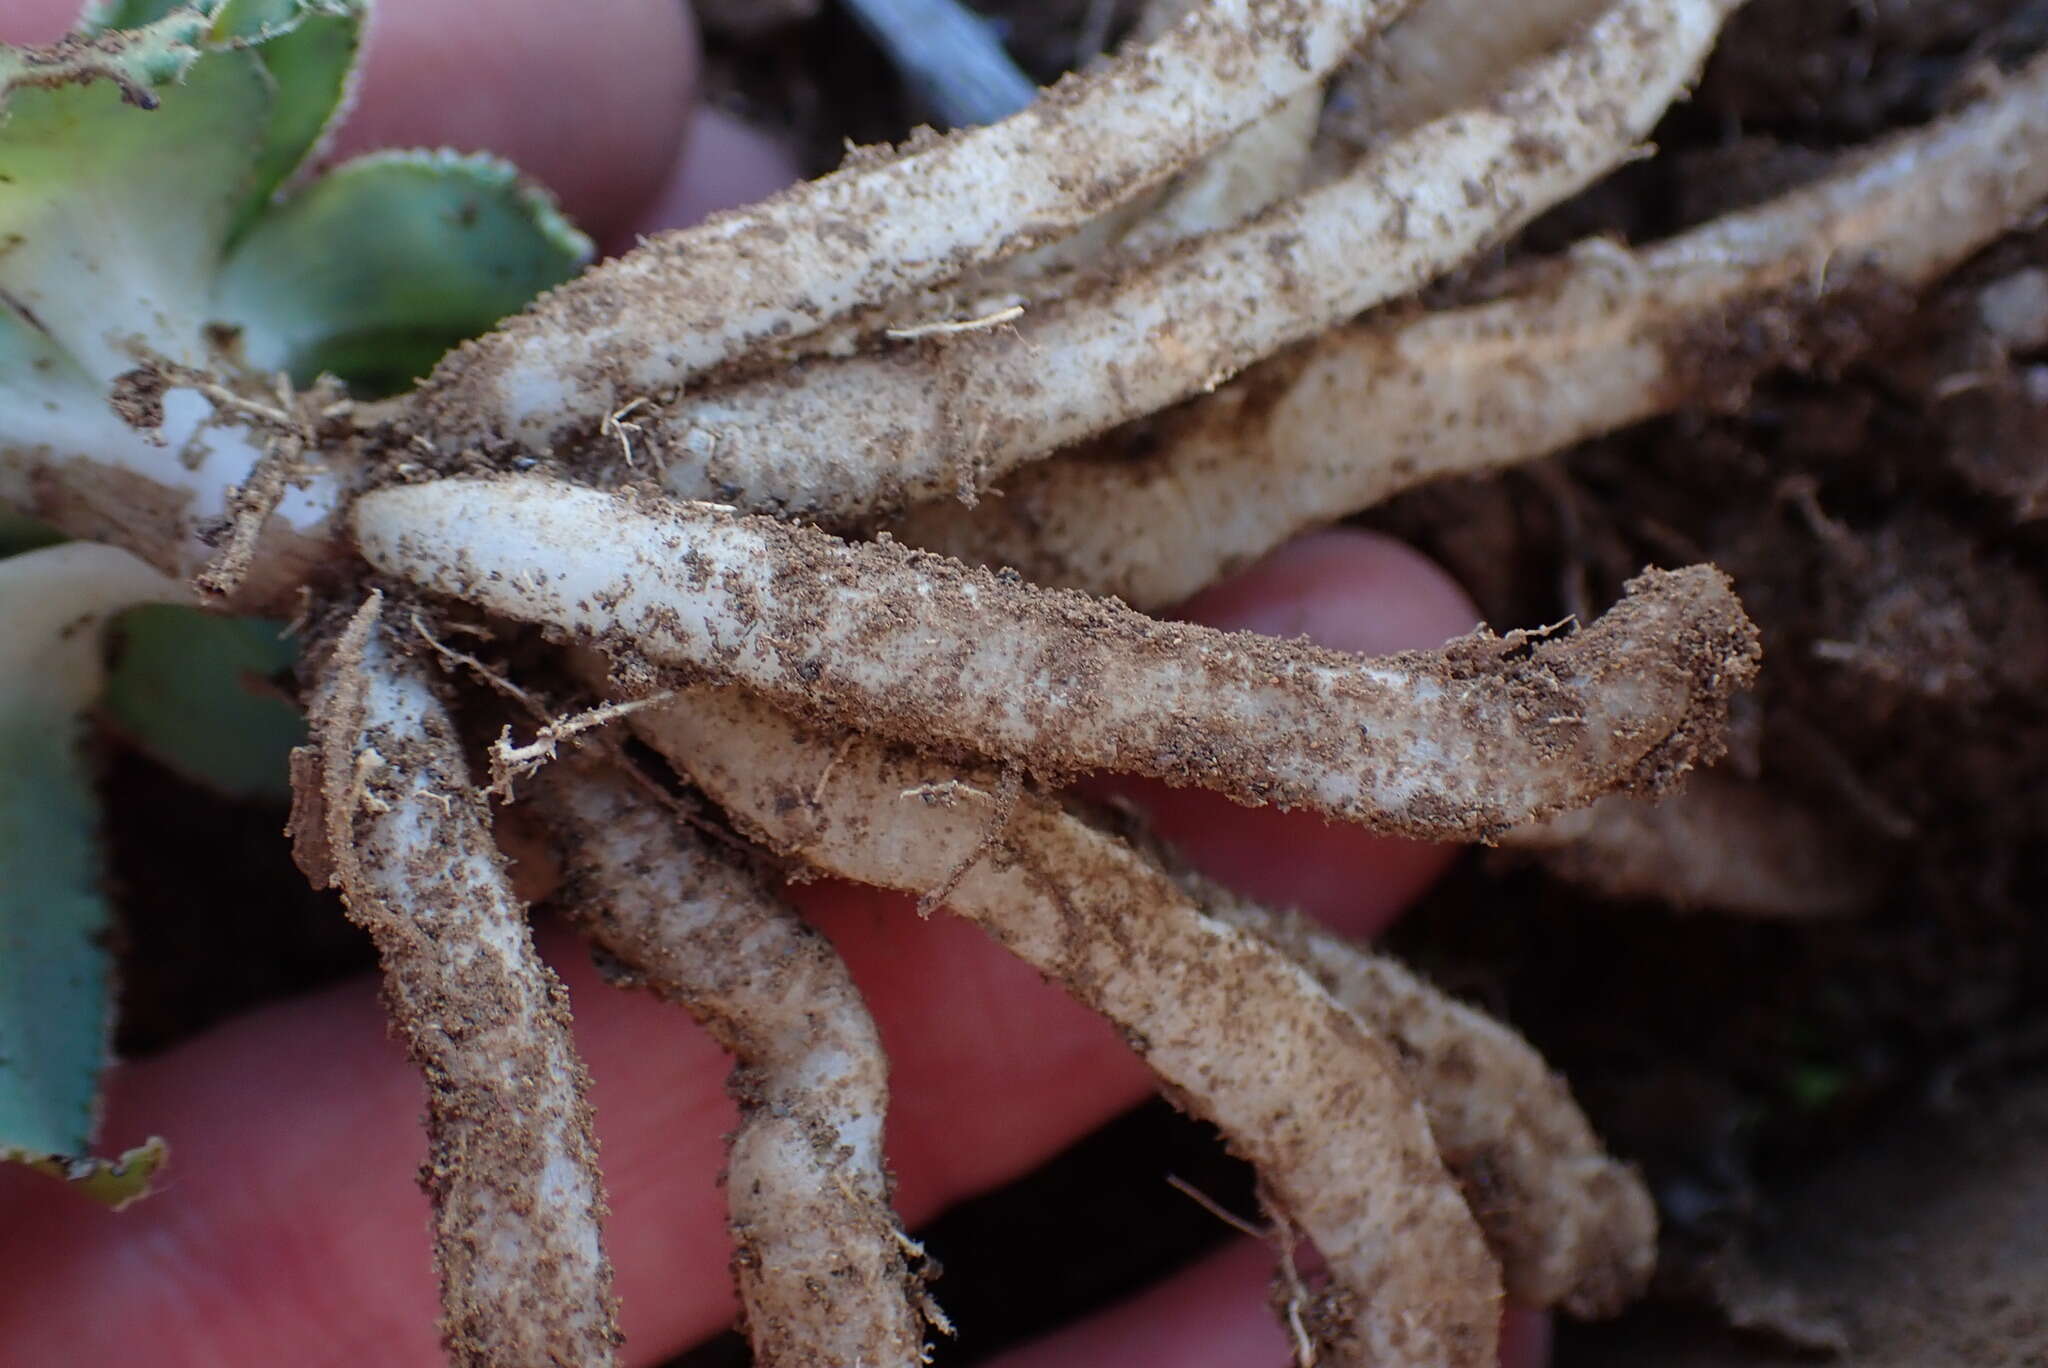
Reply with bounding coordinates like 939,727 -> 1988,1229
100,0 -> 2048,1364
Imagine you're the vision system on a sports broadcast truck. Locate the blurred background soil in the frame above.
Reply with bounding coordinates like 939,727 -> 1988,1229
105,0 -> 2048,1361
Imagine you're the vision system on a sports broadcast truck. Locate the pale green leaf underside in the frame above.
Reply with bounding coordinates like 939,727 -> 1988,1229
0,713 -> 109,1158
217,149 -> 594,392
103,605 -> 303,800
0,34 -> 270,381
0,544 -> 178,1203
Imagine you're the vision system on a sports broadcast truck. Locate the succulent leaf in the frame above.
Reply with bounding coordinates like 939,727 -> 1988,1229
0,24 -> 270,381
215,149 -> 593,392
0,6 -> 217,110
102,605 -> 303,800
0,543 -> 179,1205
225,2 -> 364,240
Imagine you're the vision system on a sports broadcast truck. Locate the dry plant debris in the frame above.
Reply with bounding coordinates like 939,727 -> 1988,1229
8,0 -> 2048,1363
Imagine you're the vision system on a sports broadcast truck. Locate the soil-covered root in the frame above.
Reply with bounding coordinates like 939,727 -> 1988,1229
526,756 -> 931,1368
1189,882 -> 1659,1315
290,596 -> 619,1367
1497,773 -> 1876,918
892,45 -> 2048,606
413,0 -> 1411,453
614,680 -> 1503,1368
619,0 -> 1738,520
354,476 -> 1763,837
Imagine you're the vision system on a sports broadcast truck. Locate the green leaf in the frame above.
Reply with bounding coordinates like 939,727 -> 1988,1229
216,149 -> 593,392
0,543 -> 178,1205
102,605 -> 303,800
0,6 -> 217,108
226,3 -> 364,241
0,17 -> 270,380
75,2 -> 368,240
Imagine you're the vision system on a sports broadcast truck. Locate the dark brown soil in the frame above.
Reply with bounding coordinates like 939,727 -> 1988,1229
102,0 -> 2048,1363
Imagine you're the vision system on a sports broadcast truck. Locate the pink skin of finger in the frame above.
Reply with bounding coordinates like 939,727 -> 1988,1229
990,1239 -> 1554,1368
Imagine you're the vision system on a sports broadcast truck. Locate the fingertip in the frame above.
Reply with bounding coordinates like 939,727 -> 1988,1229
1504,1306 -> 1555,1368
623,107 -> 804,244
330,0 -> 700,243
988,1237 -> 1551,1368
1175,527 -> 1479,655
0,0 -> 75,43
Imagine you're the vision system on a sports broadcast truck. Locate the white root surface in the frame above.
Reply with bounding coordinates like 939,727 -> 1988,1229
617,681 -> 1503,1368
893,48 -> 2048,607
294,598 -> 618,1368
528,758 -> 929,1368
1192,883 -> 1659,1315
416,0 -> 1409,450
626,0 -> 1737,520
354,477 -> 1761,837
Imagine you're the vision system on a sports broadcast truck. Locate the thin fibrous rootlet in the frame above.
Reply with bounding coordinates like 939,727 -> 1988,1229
26,0 -> 2048,1361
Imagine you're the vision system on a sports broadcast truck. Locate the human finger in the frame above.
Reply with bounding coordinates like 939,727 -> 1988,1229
325,0 -> 698,243
626,107 -> 806,239
0,0 -> 699,244
986,1239 -> 1553,1368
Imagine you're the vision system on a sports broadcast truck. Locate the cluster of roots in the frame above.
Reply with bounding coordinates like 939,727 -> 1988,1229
19,0 -> 2048,1363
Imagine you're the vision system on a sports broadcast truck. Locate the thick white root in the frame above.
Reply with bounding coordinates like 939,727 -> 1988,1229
1191,882 -> 1659,1316
416,0 -> 1409,451
617,681 -> 1503,1368
354,477 -> 1760,837
293,597 -> 618,1368
528,758 -> 931,1368
893,48 -> 2048,607
624,0 -> 1738,520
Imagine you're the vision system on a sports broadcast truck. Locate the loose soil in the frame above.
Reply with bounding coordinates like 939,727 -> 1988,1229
104,0 -> 2048,1363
